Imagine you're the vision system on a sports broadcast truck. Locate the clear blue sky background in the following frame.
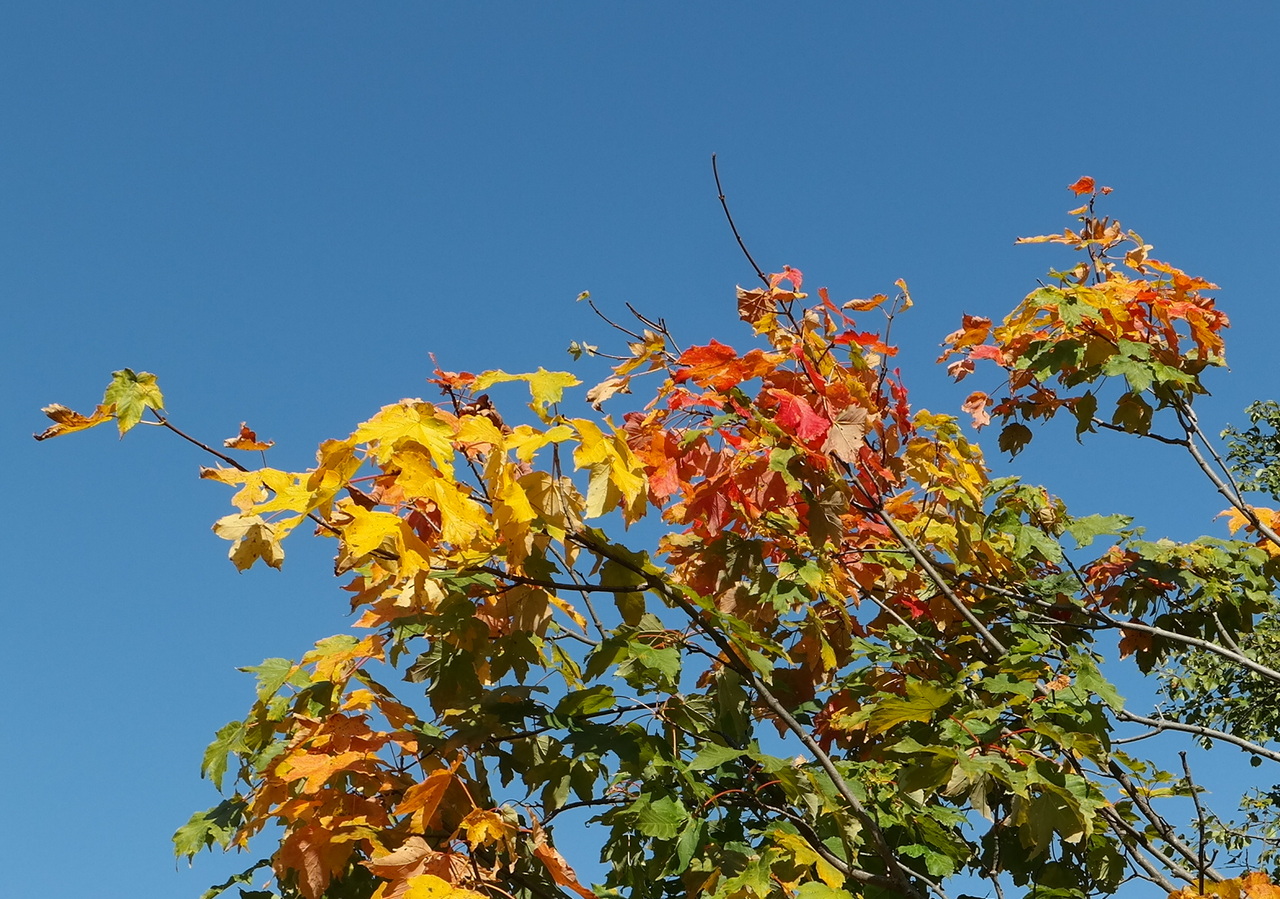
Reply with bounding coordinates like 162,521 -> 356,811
6,4 -> 1279,898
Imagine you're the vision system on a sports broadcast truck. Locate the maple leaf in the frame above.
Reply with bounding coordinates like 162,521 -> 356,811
769,389 -> 831,443
822,406 -> 870,463
395,767 -> 458,832
737,285 -> 777,330
212,513 -> 284,570
274,823 -> 355,899
672,341 -> 738,388
353,401 -> 458,476
459,808 -> 518,857
363,835 -> 432,879
401,874 -> 487,899
585,374 -> 631,411
33,403 -> 115,440
843,293 -> 889,312
530,817 -> 598,899
1068,176 -> 1096,196
277,749 -> 369,793
769,265 -> 803,291
223,422 -> 275,451
471,368 -> 581,417
103,368 -> 164,434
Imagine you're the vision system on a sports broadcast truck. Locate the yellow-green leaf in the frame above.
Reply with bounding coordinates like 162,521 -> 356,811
102,369 -> 164,434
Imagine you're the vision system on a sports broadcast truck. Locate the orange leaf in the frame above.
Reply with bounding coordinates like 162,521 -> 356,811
274,823 -> 354,899
277,749 -> 369,793
33,403 -> 115,440
1068,176 -> 1096,196
1243,873 -> 1280,899
396,765 -> 459,831
531,817 -> 598,899
843,294 -> 889,312
223,422 -> 275,451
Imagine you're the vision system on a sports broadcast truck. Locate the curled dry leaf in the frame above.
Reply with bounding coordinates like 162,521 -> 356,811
33,403 -> 115,440
224,422 -> 275,451
961,391 -> 993,429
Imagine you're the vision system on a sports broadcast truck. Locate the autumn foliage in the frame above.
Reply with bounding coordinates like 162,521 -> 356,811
38,182 -> 1280,899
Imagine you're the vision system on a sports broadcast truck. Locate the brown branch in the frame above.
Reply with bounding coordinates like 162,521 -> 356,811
711,153 -> 769,287
1115,708 -> 1280,763
874,511 -> 1009,657
154,413 -> 250,471
1090,417 -> 1188,447
1103,758 -> 1224,883
1177,405 -> 1280,549
1180,752 -> 1209,895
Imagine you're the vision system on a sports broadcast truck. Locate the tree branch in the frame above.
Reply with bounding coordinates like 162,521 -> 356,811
711,153 -> 769,287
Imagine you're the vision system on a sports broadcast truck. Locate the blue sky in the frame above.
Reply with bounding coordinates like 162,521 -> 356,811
6,4 -> 1280,897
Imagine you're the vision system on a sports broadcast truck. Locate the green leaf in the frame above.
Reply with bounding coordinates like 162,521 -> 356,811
689,744 -> 746,771
102,368 -> 164,434
1064,514 -> 1132,549
999,423 -> 1034,457
174,797 -> 248,859
238,658 -> 296,703
632,794 -> 687,840
202,720 -> 247,791
795,885 -> 855,899
553,685 -> 616,720
195,858 -> 273,899
869,681 -> 955,734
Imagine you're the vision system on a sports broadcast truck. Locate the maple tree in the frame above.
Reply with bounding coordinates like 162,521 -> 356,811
37,177 -> 1280,899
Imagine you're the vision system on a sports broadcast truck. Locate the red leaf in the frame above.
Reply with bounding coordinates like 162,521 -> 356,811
769,265 -> 803,291
769,389 -> 831,443
968,344 -> 1007,365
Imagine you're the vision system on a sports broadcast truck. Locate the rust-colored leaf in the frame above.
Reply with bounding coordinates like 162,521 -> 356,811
1068,176 -> 1096,196
223,422 -> 275,451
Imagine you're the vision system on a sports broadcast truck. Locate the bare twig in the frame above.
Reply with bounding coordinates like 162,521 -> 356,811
711,153 -> 769,287
1115,709 -> 1280,763
1180,752 -> 1209,895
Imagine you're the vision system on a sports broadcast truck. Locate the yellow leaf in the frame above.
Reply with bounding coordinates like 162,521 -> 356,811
842,294 -> 888,312
472,368 -> 581,416
33,403 -> 115,440
507,423 -> 575,463
894,278 -> 914,310
353,401 -> 457,476
455,414 -> 506,453
340,507 -> 406,557
212,513 -> 284,570
392,450 -> 491,547
571,419 -> 646,520
459,808 -> 517,854
403,874 -> 486,899
201,467 -> 266,511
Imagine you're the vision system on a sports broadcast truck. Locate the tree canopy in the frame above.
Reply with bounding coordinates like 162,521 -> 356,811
38,178 -> 1280,899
